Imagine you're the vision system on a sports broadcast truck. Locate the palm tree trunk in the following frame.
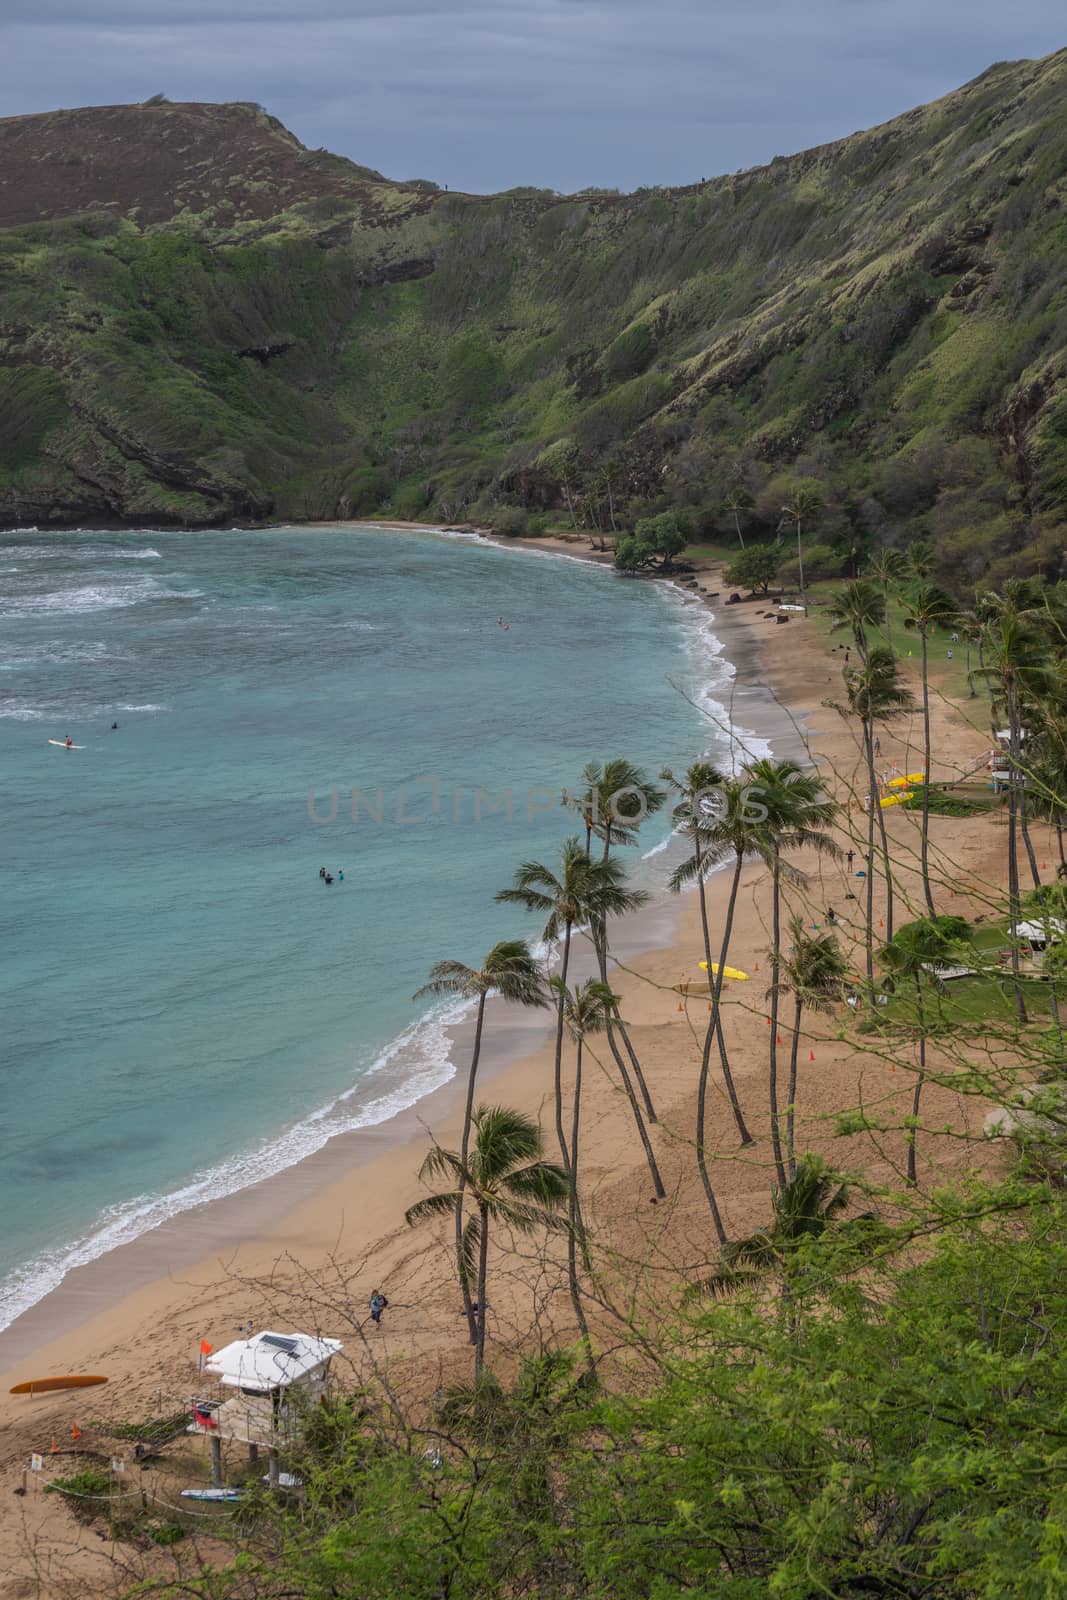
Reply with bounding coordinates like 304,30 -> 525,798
595,935 -> 665,1197
1019,775 -> 1042,889
734,511 -> 745,550
599,836 -> 658,1123
567,1039 -> 595,1376
768,853 -> 788,1190
883,581 -> 892,651
474,1203 -> 491,1379
1006,679 -> 1028,1025
786,995 -> 803,1180
864,717 -> 878,1005
1057,819 -> 1066,875
553,927 -> 574,1169
695,837 -> 752,1145
874,762 -> 896,943
796,519 -> 807,616
908,974 -> 925,1187
920,630 -> 936,916
456,993 -> 486,1346
695,854 -> 744,1244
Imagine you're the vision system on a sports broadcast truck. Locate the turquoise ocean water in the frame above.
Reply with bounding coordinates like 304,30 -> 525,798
0,525 -> 742,1329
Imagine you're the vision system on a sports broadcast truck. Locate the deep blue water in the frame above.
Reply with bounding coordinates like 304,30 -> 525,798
0,525 -> 730,1327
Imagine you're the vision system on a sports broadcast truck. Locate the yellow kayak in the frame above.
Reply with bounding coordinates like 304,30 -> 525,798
887,772 -> 925,789
698,961 -> 749,981
880,792 -> 912,808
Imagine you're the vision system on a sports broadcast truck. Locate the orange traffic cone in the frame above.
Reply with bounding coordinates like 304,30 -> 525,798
70,1423 -> 81,1442
677,999 -> 684,1012
776,1034 -> 782,1044
809,1050 -> 815,1062
49,1438 -> 59,1454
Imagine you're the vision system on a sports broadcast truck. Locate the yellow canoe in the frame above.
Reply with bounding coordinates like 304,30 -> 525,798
887,772 -> 925,789
698,961 -> 749,981
880,792 -> 912,808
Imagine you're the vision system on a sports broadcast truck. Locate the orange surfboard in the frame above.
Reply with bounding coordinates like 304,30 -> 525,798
9,1375 -> 108,1396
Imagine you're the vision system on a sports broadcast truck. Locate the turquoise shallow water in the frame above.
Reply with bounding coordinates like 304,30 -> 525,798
0,525 -> 733,1328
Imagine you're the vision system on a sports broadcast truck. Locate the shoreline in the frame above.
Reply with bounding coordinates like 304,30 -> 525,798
0,528 -> 793,1380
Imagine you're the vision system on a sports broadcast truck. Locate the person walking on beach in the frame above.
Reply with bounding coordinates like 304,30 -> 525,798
874,737 -> 882,757
370,1291 -> 388,1326
846,849 -> 855,871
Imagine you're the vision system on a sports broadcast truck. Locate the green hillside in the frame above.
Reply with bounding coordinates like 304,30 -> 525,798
2,55 -> 1067,583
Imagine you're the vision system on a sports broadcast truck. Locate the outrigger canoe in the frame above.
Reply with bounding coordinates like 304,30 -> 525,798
880,792 -> 913,809
887,772 -> 925,788
698,961 -> 749,981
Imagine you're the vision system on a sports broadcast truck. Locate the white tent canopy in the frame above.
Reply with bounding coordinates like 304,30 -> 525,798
1013,918 -> 1066,945
205,1330 -> 342,1392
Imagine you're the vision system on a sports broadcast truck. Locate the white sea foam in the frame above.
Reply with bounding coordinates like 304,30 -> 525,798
0,998 -> 469,1333
0,700 -> 47,721
0,580 -> 202,618
0,545 -> 162,561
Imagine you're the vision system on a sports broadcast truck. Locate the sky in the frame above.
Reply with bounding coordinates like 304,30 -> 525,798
1,1 -> 1064,193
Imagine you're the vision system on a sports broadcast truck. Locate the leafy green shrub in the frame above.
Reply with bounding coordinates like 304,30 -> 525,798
45,1467 -> 113,1523
724,545 -> 782,593
489,505 -> 528,536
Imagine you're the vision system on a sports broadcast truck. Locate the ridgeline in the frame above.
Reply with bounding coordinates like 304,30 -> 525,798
2,53 -> 1067,583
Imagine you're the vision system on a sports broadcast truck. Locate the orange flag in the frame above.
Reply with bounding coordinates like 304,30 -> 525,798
200,1339 -> 213,1356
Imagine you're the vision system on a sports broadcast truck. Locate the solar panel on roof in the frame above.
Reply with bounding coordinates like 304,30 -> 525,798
259,1334 -> 300,1355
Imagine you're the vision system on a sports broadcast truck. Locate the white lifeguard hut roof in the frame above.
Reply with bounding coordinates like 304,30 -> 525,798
1012,918 -> 1066,944
204,1330 -> 342,1392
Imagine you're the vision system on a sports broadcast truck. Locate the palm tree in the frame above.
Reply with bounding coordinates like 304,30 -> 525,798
973,613 -> 1055,1021
902,583 -> 956,916
662,760 -> 754,1147
772,918 -> 850,1178
690,1156 -> 875,1296
722,487 -> 753,550
867,548 -> 907,650
555,977 -> 616,1368
497,840 -> 648,1171
406,1106 -> 567,1378
830,578 -> 885,662
565,760 -> 664,1129
841,649 -> 914,995
879,916 -> 968,1185
746,757 -> 840,1189
414,941 -> 549,1344
781,482 -> 823,616
907,539 -> 934,580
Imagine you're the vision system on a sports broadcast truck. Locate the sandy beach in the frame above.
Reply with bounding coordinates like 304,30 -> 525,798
0,533 -> 1015,1592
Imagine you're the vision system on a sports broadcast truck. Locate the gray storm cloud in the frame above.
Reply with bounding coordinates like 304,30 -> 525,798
1,0 -> 1063,191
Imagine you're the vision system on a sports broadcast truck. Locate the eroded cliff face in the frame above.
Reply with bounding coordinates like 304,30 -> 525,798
2,59 -> 1067,583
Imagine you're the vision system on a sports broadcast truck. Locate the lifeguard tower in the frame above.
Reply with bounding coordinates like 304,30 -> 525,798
189,1329 -> 342,1486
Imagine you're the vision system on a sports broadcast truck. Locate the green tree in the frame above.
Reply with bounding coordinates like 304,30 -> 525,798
879,915 -> 968,1185
747,757 -> 840,1188
867,547 -> 906,649
405,1106 -> 567,1377
662,760 -> 753,1148
830,577 -> 884,662
724,544 -> 781,594
773,918 -> 850,1177
722,486 -> 753,550
633,511 -> 687,572
781,482 -> 823,615
414,940 -> 549,1344
497,840 -> 647,1171
841,648 -> 914,994
902,583 -> 957,915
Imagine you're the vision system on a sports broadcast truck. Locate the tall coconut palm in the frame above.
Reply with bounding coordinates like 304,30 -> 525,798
902,583 -> 956,916
841,649 -> 914,996
781,482 -> 823,617
867,548 -> 907,650
722,487 -> 753,550
565,760 -> 665,1145
670,776 -> 762,1241
973,614 -> 1055,1022
746,757 -> 840,1189
662,760 -> 753,1148
406,1106 -> 567,1378
497,840 -> 648,1171
772,918 -> 850,1178
879,916 -> 968,1185
554,977 -> 615,1368
414,941 -> 549,1344
830,578 -> 885,662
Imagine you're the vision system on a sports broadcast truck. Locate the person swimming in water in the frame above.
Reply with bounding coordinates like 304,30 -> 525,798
319,867 -> 326,880
324,873 -> 334,885
111,722 -> 118,731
